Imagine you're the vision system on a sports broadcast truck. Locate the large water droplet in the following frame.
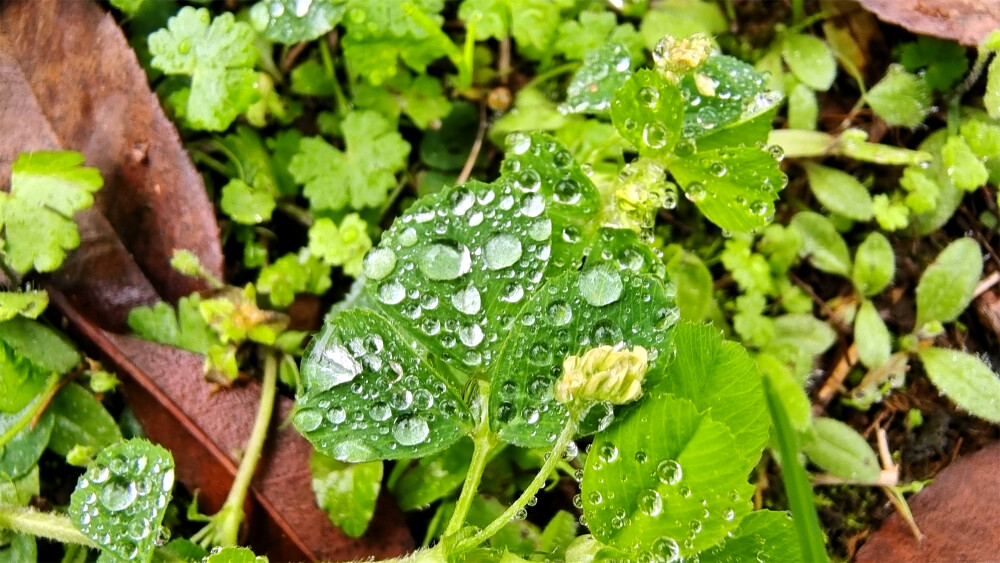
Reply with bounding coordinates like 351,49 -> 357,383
579,265 -> 623,307
459,323 -> 485,347
294,0 -> 312,16
546,301 -> 572,326
452,286 -> 482,315
642,123 -> 668,150
652,536 -> 680,562
449,187 -> 475,216
639,489 -> 663,516
508,132 -> 531,155
393,416 -> 430,446
377,281 -> 406,305
310,344 -> 363,391
363,248 -> 396,280
484,234 -> 523,270
294,409 -> 322,431
99,481 -> 137,512
418,241 -> 471,280
657,459 -> 683,485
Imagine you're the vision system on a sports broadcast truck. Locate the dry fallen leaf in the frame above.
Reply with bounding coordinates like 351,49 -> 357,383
856,441 -> 1000,562
856,0 -> 1000,47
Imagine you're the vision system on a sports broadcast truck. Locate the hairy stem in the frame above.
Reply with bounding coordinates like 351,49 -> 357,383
453,418 -> 578,554
443,415 -> 494,537
0,505 -> 96,548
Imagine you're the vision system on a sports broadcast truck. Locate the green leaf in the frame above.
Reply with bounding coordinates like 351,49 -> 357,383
639,1 -> 726,50
560,43 -> 633,115
802,163 -> 873,221
308,214 -> 372,277
341,0 -> 450,84
694,102 -> 779,153
290,60 -> 336,97
854,300 -> 891,370
664,249 -> 713,321
295,309 -> 473,462
220,179 -> 275,225
0,316 -> 79,374
782,33 -> 836,91
587,228 -> 667,279
389,438 -> 475,510
678,54 -> 770,138
899,167 -> 939,214
787,82 -> 818,130
986,57 -> 1000,119
865,64 -> 932,127
912,130 -> 964,235
915,238 -> 983,331
581,394 -> 753,558
959,119 -> 1000,159
873,194 -> 910,231
70,439 -> 174,563
0,291 -> 48,322
699,510 -> 801,563
420,102 -> 480,171
148,7 -> 259,131
651,322 -> 769,465
47,383 -> 123,458
802,417 -> 881,483
789,212 -> 852,276
610,69 -> 684,157
256,250 -> 332,308
203,546 -> 268,563
554,11 -> 641,62
491,268 -> 677,448
756,353 -> 811,432
249,0 -> 346,44
919,347 -> 1000,423
767,314 -> 837,361
499,133 -> 601,269
127,294 -> 220,355
670,147 -> 784,233
1,152 -> 103,274
289,111 -> 410,211
852,232 -> 895,296
897,36 -> 968,92
539,510 -> 578,558
942,135 -> 988,191
0,343 -> 49,414
0,410 -> 54,480
310,451 -> 381,538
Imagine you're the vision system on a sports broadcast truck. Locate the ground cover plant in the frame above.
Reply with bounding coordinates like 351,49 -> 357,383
0,0 -> 999,562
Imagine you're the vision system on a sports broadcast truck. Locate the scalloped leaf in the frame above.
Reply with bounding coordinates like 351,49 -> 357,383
560,43 -> 632,115
586,228 -> 667,278
491,267 -> 678,448
699,510 -> 801,563
581,394 -> 753,559
69,439 -> 175,563
611,69 -> 685,158
295,309 -> 473,462
679,54 -> 769,138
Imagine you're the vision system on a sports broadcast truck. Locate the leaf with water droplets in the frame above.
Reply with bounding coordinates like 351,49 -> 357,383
0,408 -> 54,480
581,394 -> 753,559
69,439 -> 175,563
678,54 -> 770,138
560,42 -> 632,115
499,132 -> 601,270
491,267 -> 678,448
698,510 -> 800,563
586,228 -> 667,278
204,546 -> 269,562
249,0 -> 347,44
362,179 -> 552,374
296,309 -> 473,462
651,322 -> 769,467
669,146 -> 784,233
611,69 -> 684,158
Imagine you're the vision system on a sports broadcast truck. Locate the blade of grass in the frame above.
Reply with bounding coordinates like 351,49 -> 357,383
762,376 -> 829,563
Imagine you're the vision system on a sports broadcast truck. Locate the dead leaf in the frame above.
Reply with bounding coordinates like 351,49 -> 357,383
856,0 -> 1000,47
856,441 -> 1000,562
0,0 -> 222,301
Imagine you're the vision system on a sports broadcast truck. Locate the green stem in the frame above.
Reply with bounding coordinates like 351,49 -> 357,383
523,63 -> 579,90
443,416 -> 494,537
453,418 -> 578,554
319,37 -> 349,116
199,353 -> 278,547
0,374 -> 60,450
0,505 -> 96,548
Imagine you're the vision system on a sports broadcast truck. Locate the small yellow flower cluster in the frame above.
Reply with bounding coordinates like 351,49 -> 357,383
555,345 -> 649,408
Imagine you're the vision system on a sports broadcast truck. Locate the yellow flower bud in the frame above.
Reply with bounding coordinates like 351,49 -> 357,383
555,345 -> 649,408
652,34 -> 714,81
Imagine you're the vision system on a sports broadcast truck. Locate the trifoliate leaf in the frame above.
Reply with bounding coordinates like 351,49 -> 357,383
560,43 -> 633,115
148,7 -> 259,131
307,214 -> 372,277
554,11 -> 641,62
249,0 -> 347,44
896,36 -> 968,92
220,179 -> 276,225
865,64 -> 932,127
803,163 -> 873,221
611,70 -> 684,156
915,238 -> 983,331
256,251 -> 332,308
127,295 -> 220,355
677,54 -> 771,139
782,33 -> 836,91
0,291 -> 48,322
942,134 -> 988,191
290,111 -> 410,211
919,347 -> 1000,423
70,439 -> 175,563
310,451 -> 381,538
1,152 -> 102,274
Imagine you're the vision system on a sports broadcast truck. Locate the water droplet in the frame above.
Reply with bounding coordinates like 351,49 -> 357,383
723,508 -> 735,521
393,416 -> 430,446
452,286 -> 482,315
554,178 -> 582,204
750,200 -> 770,216
99,481 -> 137,512
652,537 -> 680,562
312,344 -> 363,390
657,460 -> 683,485
520,193 -> 545,217
293,0 -> 312,16
484,234 -> 523,270
268,1 -> 285,16
686,182 -> 707,202
501,282 -> 524,303
91,467 -> 110,484
710,162 -> 727,176
362,248 -> 396,280
377,281 -> 406,305
369,402 -> 391,421
546,301 -> 573,326
638,489 -> 663,516
449,188 -> 475,216
579,265 -> 623,307
634,451 -> 648,463
642,123 -> 668,150
598,442 -> 619,463
294,409 -> 322,431
327,406 -> 347,424
508,132 -> 531,155
398,227 -> 418,247
458,323 -> 484,347
418,241 -> 472,280
588,491 -> 603,505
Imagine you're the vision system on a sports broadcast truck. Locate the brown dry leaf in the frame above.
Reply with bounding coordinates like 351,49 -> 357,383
856,0 -> 1000,47
856,441 -> 1000,562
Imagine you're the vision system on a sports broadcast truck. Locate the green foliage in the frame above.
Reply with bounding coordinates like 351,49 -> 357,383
307,214 -> 372,277
0,291 -> 47,322
789,212 -> 851,276
852,232 -> 895,296
854,300 -> 891,370
249,0 -> 346,44
1,152 -> 103,274
0,411 -> 53,480
290,111 -> 410,211
148,7 -> 259,130
70,439 -> 175,562
942,135 -> 988,191
257,250 -> 332,308
802,418 -> 881,483
918,348 -> 1000,423
561,43 -> 633,115
865,64 -> 932,127
782,33 -> 836,91
639,1 -> 726,51
554,11 -> 641,62
896,36 -> 968,92
127,294 -> 221,355
205,546 -> 269,563
914,238 -> 983,333
803,163 -> 873,222
310,451 -> 381,537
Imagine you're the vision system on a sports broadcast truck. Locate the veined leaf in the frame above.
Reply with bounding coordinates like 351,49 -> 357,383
919,347 -> 1000,423
914,238 -> 983,331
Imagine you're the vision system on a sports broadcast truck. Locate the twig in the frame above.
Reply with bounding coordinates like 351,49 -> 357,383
813,343 -> 857,413
280,42 -> 309,74
973,271 -> 1000,299
456,102 -> 488,185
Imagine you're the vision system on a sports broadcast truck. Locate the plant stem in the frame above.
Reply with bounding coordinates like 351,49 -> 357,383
0,374 -> 60,450
443,416 -> 494,537
453,418 -> 578,554
204,352 -> 278,547
0,505 -> 96,548
320,36 -> 349,116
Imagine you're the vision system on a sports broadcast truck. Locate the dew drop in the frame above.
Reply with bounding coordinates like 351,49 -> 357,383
99,481 -> 137,512
452,286 -> 482,315
377,281 -> 406,305
642,123 -> 669,150
363,248 -> 396,280
418,241 -> 472,280
546,301 -> 573,326
312,344 -> 363,390
579,265 -> 623,307
508,132 -> 531,155
393,416 -> 430,446
484,234 -> 523,270
638,489 -> 663,516
294,409 -> 323,431
652,536 -> 680,562
598,442 -> 619,463
657,459 -> 683,485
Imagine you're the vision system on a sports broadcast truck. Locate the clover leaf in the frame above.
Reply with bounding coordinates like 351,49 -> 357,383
1,152 -> 102,274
